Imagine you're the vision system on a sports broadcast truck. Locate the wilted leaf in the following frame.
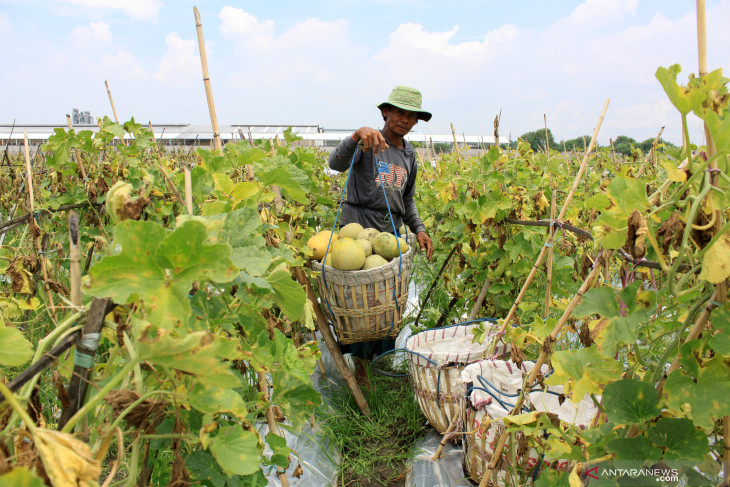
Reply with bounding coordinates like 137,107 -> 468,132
33,429 -> 100,487
546,348 -> 623,402
698,232 -> 730,283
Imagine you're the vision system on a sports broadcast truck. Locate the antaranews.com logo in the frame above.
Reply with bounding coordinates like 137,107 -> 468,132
586,465 -> 680,484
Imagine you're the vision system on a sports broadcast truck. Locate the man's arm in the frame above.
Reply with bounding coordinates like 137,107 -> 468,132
329,127 -> 389,172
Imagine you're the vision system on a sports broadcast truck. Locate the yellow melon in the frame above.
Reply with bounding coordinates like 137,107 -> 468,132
357,227 -> 380,243
330,238 -> 366,271
356,238 -> 373,257
306,230 -> 338,261
372,232 -> 408,260
362,254 -> 388,270
339,222 -> 364,240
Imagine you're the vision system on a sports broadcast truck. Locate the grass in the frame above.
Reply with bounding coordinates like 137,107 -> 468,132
316,367 -> 427,487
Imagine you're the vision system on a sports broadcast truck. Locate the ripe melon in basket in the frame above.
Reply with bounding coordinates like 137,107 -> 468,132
330,238 -> 367,270
306,230 -> 338,261
356,238 -> 373,256
372,233 -> 409,260
339,222 -> 364,240
362,254 -> 388,270
357,227 -> 380,243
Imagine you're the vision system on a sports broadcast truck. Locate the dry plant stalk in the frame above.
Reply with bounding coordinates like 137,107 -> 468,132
24,131 -> 57,320
257,371 -> 290,487
69,212 -> 82,307
544,190 -> 556,318
104,80 -> 120,124
635,126 -> 665,178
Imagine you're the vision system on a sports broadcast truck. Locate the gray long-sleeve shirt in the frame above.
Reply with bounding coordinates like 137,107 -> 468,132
328,131 -> 426,234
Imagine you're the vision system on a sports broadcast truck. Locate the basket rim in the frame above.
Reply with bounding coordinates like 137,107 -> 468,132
311,244 -> 414,275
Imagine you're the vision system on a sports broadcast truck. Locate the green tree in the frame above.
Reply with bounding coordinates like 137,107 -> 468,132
561,136 -> 593,152
518,128 -> 557,152
612,135 -> 637,156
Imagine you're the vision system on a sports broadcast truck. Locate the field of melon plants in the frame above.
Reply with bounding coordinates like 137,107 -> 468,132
0,59 -> 729,487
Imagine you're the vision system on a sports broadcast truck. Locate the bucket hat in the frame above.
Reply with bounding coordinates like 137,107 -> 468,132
377,85 -> 432,122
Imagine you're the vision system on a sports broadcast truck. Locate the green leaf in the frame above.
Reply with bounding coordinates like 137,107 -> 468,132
266,267 -> 305,322
607,177 -> 649,215
591,224 -> 627,250
217,208 -> 271,276
603,379 -> 661,424
209,425 -> 261,477
546,347 -> 623,402
265,432 -> 291,469
186,449 -> 241,487
0,326 -> 33,366
594,310 -> 649,355
259,168 -> 308,204
136,326 -> 241,388
573,287 -> 619,318
648,418 -> 707,464
607,436 -> 662,469
188,382 -> 249,419
708,306 -> 730,355
584,193 -> 611,211
655,64 -> 705,115
86,220 -> 237,328
0,468 -> 47,487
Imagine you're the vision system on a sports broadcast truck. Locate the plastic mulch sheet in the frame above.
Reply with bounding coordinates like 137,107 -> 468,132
405,429 -> 476,487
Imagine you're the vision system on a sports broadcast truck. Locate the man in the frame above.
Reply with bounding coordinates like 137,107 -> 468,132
328,85 -> 434,388
328,85 -> 434,260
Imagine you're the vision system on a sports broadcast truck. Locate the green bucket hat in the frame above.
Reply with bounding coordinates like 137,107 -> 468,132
377,85 -> 432,122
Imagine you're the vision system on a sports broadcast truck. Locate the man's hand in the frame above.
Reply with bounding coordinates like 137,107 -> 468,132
416,231 -> 433,260
353,127 -> 389,155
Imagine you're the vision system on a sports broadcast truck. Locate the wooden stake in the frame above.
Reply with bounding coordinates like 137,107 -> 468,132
184,166 -> 193,215
450,123 -> 462,168
24,132 -> 57,320
635,126 -> 665,178
257,371 -> 291,487
294,267 -> 371,416
69,212 -> 82,307
544,190 -> 556,318
479,251 -> 612,486
65,114 -> 88,180
543,114 -> 550,156
468,278 -> 491,321
193,6 -> 223,156
610,138 -> 617,172
104,80 -> 120,124
490,99 -> 610,344
432,410 -> 460,460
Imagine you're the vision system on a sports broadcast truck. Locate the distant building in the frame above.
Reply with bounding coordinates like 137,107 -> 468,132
71,108 -> 95,125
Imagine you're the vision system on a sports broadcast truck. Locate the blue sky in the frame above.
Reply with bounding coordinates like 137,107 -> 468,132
1,0 -> 728,145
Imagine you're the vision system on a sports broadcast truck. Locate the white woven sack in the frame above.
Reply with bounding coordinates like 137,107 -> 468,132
460,360 -> 599,485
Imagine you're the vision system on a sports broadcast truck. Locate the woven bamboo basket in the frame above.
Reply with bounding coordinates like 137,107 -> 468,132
312,245 -> 414,345
404,321 -> 506,438
460,360 -> 598,486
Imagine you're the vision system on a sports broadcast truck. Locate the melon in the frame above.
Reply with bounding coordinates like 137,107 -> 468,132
372,232 -> 408,260
362,254 -> 388,270
399,224 -> 407,236
339,222 -> 364,240
330,238 -> 366,271
356,238 -> 372,257
357,227 -> 380,243
306,230 -> 338,261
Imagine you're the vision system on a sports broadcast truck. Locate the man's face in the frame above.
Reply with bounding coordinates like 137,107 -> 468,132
383,106 -> 418,136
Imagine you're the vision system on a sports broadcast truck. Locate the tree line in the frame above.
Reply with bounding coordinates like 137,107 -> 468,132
517,128 -> 678,156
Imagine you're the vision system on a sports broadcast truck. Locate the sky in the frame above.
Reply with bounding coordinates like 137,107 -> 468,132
1,0 -> 729,146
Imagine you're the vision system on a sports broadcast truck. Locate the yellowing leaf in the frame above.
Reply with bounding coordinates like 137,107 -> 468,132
660,161 -> 687,182
33,429 -> 100,487
569,463 -> 586,487
699,233 -> 730,283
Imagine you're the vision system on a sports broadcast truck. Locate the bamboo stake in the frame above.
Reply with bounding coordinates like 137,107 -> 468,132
148,122 -> 186,208
635,126 -> 665,178
450,123 -> 462,168
24,132 -> 57,320
69,212 -> 81,307
105,80 -> 120,124
184,167 -> 193,215
193,6 -> 223,156
610,138 -> 617,172
468,278 -> 491,321
543,114 -> 550,156
65,114 -> 88,180
544,190 -> 556,318
432,410 -> 460,460
257,371 -> 290,487
479,251 -> 612,486
490,99 -> 610,343
293,267 -> 371,416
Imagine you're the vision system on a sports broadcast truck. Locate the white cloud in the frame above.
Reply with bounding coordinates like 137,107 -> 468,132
66,0 -> 162,21
154,33 -> 198,83
0,11 -> 11,36
71,21 -> 112,46
566,0 -> 639,27
100,49 -> 147,78
219,6 -> 274,38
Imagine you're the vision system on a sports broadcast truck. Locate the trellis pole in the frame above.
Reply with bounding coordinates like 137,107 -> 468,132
193,6 -> 223,156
